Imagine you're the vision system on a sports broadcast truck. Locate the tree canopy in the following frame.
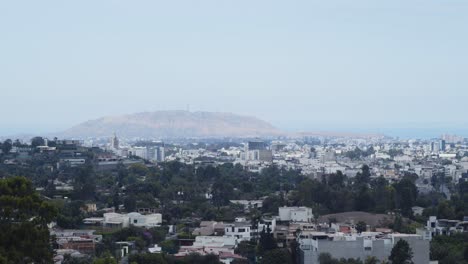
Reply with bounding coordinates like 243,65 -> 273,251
0,176 -> 57,263
389,239 -> 414,264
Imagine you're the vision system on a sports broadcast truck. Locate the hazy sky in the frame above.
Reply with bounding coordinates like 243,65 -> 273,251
1,1 -> 467,137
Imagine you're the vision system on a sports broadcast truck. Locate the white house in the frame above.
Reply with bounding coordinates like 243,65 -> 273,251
257,217 -> 277,234
128,212 -> 162,228
193,236 -> 237,248
230,200 -> 263,210
175,236 -> 244,264
427,216 -> 464,236
104,213 -> 130,228
148,245 -> 162,254
103,212 -> 162,228
224,222 -> 252,242
278,206 -> 313,222
59,158 -> 86,167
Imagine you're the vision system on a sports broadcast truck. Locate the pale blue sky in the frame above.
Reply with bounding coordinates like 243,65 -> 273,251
1,0 -> 467,137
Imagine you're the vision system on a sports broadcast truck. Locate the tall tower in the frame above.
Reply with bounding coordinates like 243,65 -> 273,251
439,139 -> 446,152
111,133 -> 119,150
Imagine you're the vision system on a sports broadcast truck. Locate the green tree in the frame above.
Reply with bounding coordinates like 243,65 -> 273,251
356,221 -> 367,233
62,254 -> 93,264
180,253 -> 221,264
112,191 -> 120,211
318,253 -> 339,264
364,256 -> 379,264
160,240 -> 179,254
260,249 -> 292,264
231,259 -> 249,264
436,201 -> 456,219
235,241 -> 256,262
56,200 -> 86,229
371,177 -> 391,213
430,233 -> 468,264
93,254 -> 117,264
393,214 -> 403,233
355,165 -> 371,186
211,180 -> 233,209
12,139 -> 22,147
148,227 -> 168,244
354,186 -> 374,211
31,136 -> 45,148
1,139 -> 12,154
129,163 -> 149,176
262,195 -> 284,214
389,239 -> 413,264
394,178 -> 418,217
72,165 -> 96,200
257,226 -> 277,256
128,253 -> 168,264
317,253 -> 365,264
124,195 -> 137,212
0,176 -> 57,263
128,236 -> 146,252
290,240 -> 301,264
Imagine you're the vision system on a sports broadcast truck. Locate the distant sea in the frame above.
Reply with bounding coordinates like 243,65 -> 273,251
283,124 -> 468,140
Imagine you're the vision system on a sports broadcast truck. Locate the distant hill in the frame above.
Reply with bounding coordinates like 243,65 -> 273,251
58,111 -> 283,139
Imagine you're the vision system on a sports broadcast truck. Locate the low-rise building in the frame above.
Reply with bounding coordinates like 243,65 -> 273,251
128,212 -> 162,228
299,233 -> 430,264
224,221 -> 252,242
192,221 -> 225,236
103,213 -> 130,228
148,244 -> 162,254
51,229 -> 102,255
82,203 -> 97,213
59,158 -> 86,167
427,216 -> 468,236
279,206 -> 314,222
412,206 -> 424,216
229,200 -> 263,210
102,212 -> 162,228
175,235 -> 245,264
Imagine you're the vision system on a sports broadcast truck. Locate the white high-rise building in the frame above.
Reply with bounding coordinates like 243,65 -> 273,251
111,133 -> 120,150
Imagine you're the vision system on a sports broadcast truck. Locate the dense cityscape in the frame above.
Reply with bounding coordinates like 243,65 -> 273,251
1,132 -> 468,263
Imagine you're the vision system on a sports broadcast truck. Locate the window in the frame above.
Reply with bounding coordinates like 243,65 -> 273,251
238,228 -> 245,232
134,220 -> 137,224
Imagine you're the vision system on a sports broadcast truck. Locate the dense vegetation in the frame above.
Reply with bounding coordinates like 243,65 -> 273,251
42,161 -> 458,224
430,233 -> 468,264
318,253 -> 380,264
0,177 -> 57,264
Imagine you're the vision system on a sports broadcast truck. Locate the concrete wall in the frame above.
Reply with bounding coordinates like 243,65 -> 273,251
300,236 -> 429,264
